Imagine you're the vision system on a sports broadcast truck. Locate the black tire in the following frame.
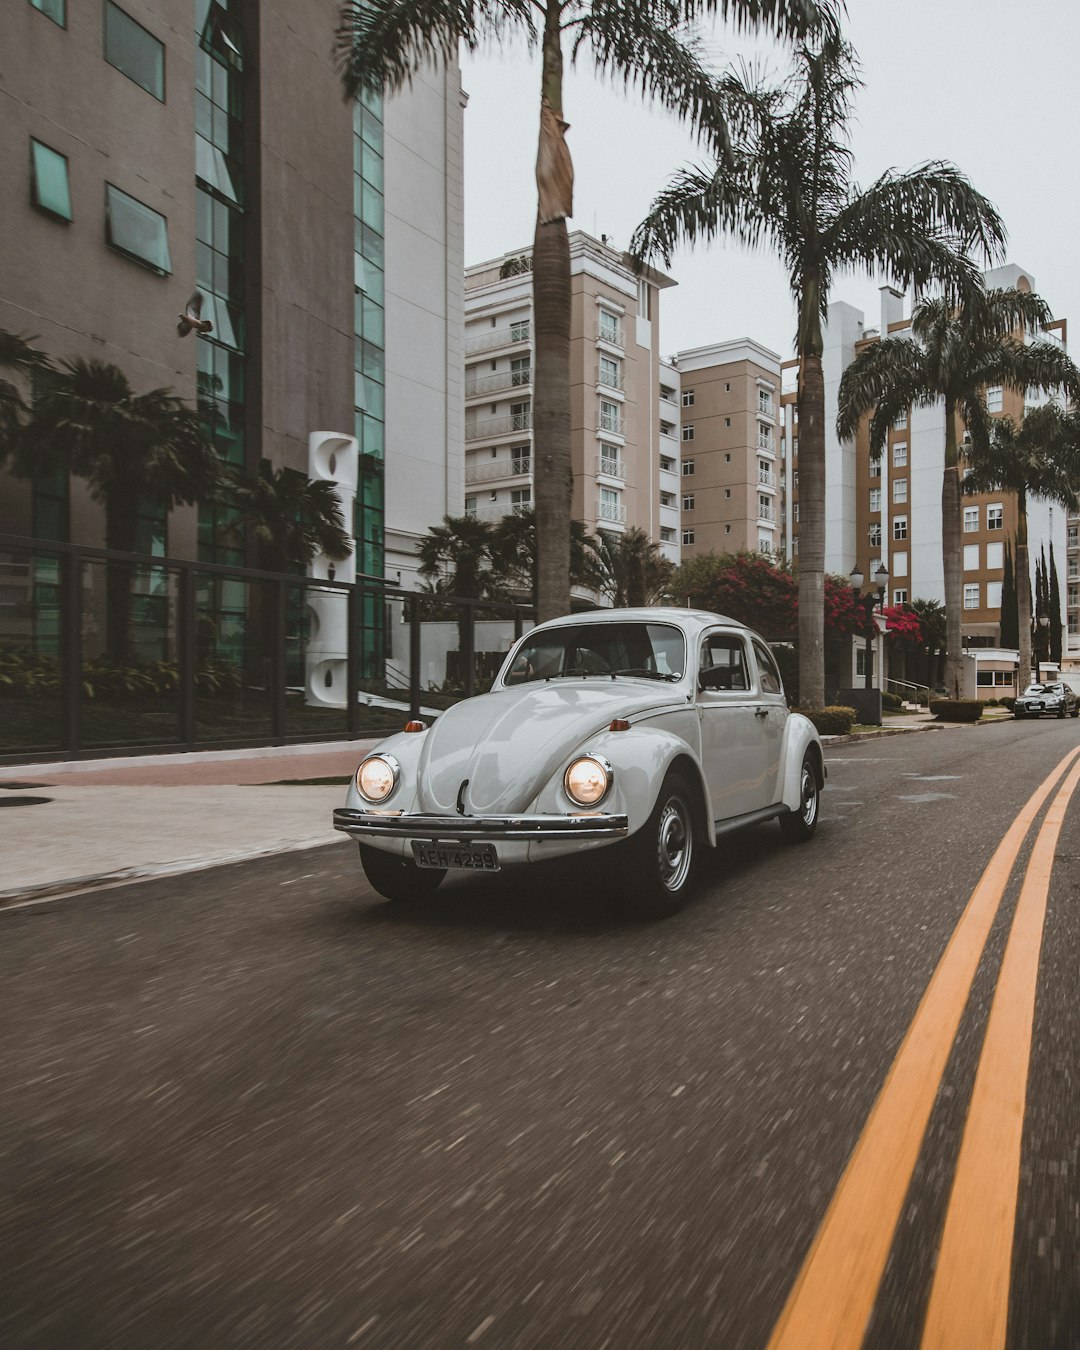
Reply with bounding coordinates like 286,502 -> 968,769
779,752 -> 820,843
1072,706 -> 1079,718
619,770 -> 698,919
359,843 -> 445,902
1058,704 -> 1067,719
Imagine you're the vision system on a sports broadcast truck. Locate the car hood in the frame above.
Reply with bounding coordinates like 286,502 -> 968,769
416,680 -> 684,815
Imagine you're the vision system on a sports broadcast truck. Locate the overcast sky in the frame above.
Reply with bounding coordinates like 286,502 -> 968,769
461,0 -> 1078,363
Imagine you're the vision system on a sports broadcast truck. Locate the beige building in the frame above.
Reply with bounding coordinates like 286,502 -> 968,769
673,340 -> 783,558
463,233 -> 678,557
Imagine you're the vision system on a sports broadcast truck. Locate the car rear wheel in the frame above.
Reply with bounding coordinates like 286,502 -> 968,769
779,752 -> 820,843
620,770 -> 698,919
359,843 -> 445,902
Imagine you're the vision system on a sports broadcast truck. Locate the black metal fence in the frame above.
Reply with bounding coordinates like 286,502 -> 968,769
0,534 -> 532,763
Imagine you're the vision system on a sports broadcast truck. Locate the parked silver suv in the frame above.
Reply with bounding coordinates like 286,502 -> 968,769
1013,681 -> 1080,719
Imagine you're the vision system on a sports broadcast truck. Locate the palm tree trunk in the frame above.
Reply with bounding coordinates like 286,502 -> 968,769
532,4 -> 572,623
941,404 -> 963,697
1015,489 -> 1032,683
796,315 -> 826,708
104,499 -> 138,666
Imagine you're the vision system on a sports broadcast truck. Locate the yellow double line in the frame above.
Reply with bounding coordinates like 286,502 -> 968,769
767,745 -> 1080,1350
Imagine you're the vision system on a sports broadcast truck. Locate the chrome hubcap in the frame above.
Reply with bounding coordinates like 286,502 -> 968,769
656,795 -> 692,892
800,766 -> 818,826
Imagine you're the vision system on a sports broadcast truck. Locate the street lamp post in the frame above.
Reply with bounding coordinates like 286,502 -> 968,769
1035,613 -> 1050,680
850,562 -> 890,691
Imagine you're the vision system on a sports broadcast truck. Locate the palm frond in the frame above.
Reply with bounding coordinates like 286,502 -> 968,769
836,336 -> 925,444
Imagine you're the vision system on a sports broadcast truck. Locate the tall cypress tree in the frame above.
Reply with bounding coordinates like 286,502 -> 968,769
1000,540 -> 1018,649
1049,542 -> 1063,664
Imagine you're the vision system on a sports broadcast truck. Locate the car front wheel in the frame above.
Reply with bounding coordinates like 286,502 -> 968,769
359,843 -> 445,902
620,770 -> 698,919
780,752 -> 820,843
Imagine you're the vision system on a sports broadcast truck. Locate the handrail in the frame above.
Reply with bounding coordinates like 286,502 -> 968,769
886,677 -> 929,698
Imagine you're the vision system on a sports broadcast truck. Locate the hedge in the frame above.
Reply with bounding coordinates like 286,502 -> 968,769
929,698 -> 984,723
801,705 -> 857,736
881,691 -> 903,710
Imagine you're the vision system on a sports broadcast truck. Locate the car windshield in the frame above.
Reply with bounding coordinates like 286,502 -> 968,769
1023,683 -> 1059,695
503,622 -> 686,686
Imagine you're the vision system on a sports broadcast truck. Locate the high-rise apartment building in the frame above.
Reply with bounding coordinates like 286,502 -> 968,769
1,0 -> 464,591
463,233 -> 677,558
673,340 -> 783,558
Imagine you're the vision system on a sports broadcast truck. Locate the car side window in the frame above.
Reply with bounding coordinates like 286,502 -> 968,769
751,639 -> 784,696
699,634 -> 749,691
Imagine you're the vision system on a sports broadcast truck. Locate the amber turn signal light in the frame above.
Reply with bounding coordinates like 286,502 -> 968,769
404,720 -> 426,733
609,719 -> 630,732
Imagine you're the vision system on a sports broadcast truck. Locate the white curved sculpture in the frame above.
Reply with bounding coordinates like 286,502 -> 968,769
305,431 -> 358,708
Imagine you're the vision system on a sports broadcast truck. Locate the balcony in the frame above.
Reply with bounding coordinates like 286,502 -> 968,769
596,321 -> 625,350
596,497 -> 627,525
465,411 -> 532,442
465,367 -> 532,398
758,503 -> 775,522
596,453 -> 626,480
597,364 -> 624,391
465,454 -> 531,485
598,411 -> 623,437
758,468 -> 776,488
464,502 -> 531,523
465,322 -> 531,356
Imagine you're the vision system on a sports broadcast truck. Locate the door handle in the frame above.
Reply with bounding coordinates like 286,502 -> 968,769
755,707 -> 769,719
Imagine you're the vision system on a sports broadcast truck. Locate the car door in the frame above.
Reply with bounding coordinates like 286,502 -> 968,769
749,637 -> 788,806
696,629 -> 772,820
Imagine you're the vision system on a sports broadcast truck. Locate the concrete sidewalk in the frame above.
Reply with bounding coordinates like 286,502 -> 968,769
0,740 -> 377,907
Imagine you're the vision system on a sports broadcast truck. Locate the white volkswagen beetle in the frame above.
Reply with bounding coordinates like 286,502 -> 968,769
333,608 -> 825,917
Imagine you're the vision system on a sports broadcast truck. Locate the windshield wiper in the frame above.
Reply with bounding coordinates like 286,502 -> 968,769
611,668 -> 680,682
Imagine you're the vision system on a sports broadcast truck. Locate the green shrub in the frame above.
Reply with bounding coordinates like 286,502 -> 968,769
881,691 -> 903,710
917,690 -> 930,706
1000,696 -> 1016,712
0,646 -> 243,699
801,704 -> 857,735
929,698 -> 983,723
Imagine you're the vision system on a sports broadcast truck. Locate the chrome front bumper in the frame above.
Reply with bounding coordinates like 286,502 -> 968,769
333,807 -> 628,843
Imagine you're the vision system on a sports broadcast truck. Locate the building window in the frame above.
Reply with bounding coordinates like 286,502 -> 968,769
870,488 -> 881,513
869,522 -> 882,547
660,454 -> 676,473
893,589 -> 908,605
682,494 -> 695,511
893,477 -> 908,503
511,487 -> 531,513
986,542 -> 1003,570
793,503 -> 799,523
758,388 -> 773,416
511,445 -> 530,475
682,389 -> 694,407
599,400 -> 621,435
758,534 -> 772,551
510,356 -> 531,387
893,516 -> 908,541
598,310 -> 620,344
464,496 -> 477,515
869,452 -> 881,478
510,400 -> 531,431
893,411 -> 908,429
105,1 -> 165,101
599,355 -> 621,389
105,183 -> 171,273
893,551 -> 908,578
660,384 -> 675,402
660,491 -> 676,508
682,529 -> 695,546
599,487 -> 622,523
660,526 -> 676,544
725,382 -> 731,393
964,506 -> 979,532
893,442 -> 907,467
682,424 -> 695,442
724,488 -> 731,499
987,581 -> 1003,608
682,459 -> 695,476
964,544 -> 980,571
757,422 -> 771,450
758,494 -> 773,520
31,0 -> 66,26
1067,524 -> 1077,548
599,447 -> 622,477
660,419 -> 675,437
30,139 -> 72,221
987,504 -> 1003,530
724,417 -> 731,428
986,386 -> 1003,413
964,583 -> 980,610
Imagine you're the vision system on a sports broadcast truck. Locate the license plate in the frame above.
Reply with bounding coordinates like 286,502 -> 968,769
412,842 -> 499,871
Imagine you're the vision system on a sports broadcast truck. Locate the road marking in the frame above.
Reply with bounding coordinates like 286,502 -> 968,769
766,745 -> 1080,1350
920,754 -> 1080,1349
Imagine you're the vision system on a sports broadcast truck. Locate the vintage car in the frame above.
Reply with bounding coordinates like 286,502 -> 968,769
1013,680 -> 1080,719
333,608 -> 825,917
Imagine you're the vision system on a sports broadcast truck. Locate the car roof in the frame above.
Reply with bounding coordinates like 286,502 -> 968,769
528,606 -> 746,633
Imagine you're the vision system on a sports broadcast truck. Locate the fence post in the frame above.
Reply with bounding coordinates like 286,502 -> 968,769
346,583 -> 360,737
272,579 -> 287,742
62,549 -> 82,757
409,596 -> 421,722
514,607 -> 524,642
178,566 -> 196,747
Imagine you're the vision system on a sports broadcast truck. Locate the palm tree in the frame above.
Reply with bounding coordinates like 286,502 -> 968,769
228,462 -> 353,573
631,23 -> 1005,707
837,289 -> 1080,695
490,507 -> 606,600
595,526 -> 674,606
20,358 -> 221,659
418,514 -> 507,664
910,596 -> 946,693
336,0 -> 823,626
962,403 -> 1080,683
0,330 -> 51,461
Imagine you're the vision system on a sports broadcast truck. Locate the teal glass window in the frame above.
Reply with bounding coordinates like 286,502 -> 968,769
30,139 -> 72,221
30,0 -> 66,26
104,1 -> 165,101
105,183 -> 171,273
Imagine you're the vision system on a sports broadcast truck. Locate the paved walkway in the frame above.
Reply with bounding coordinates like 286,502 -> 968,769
0,709 -> 974,907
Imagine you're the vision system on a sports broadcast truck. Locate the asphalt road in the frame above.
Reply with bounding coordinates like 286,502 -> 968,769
2,720 -> 1079,1349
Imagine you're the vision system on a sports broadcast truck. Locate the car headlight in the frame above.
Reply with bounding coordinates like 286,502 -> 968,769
356,754 -> 400,803
564,755 -> 612,807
